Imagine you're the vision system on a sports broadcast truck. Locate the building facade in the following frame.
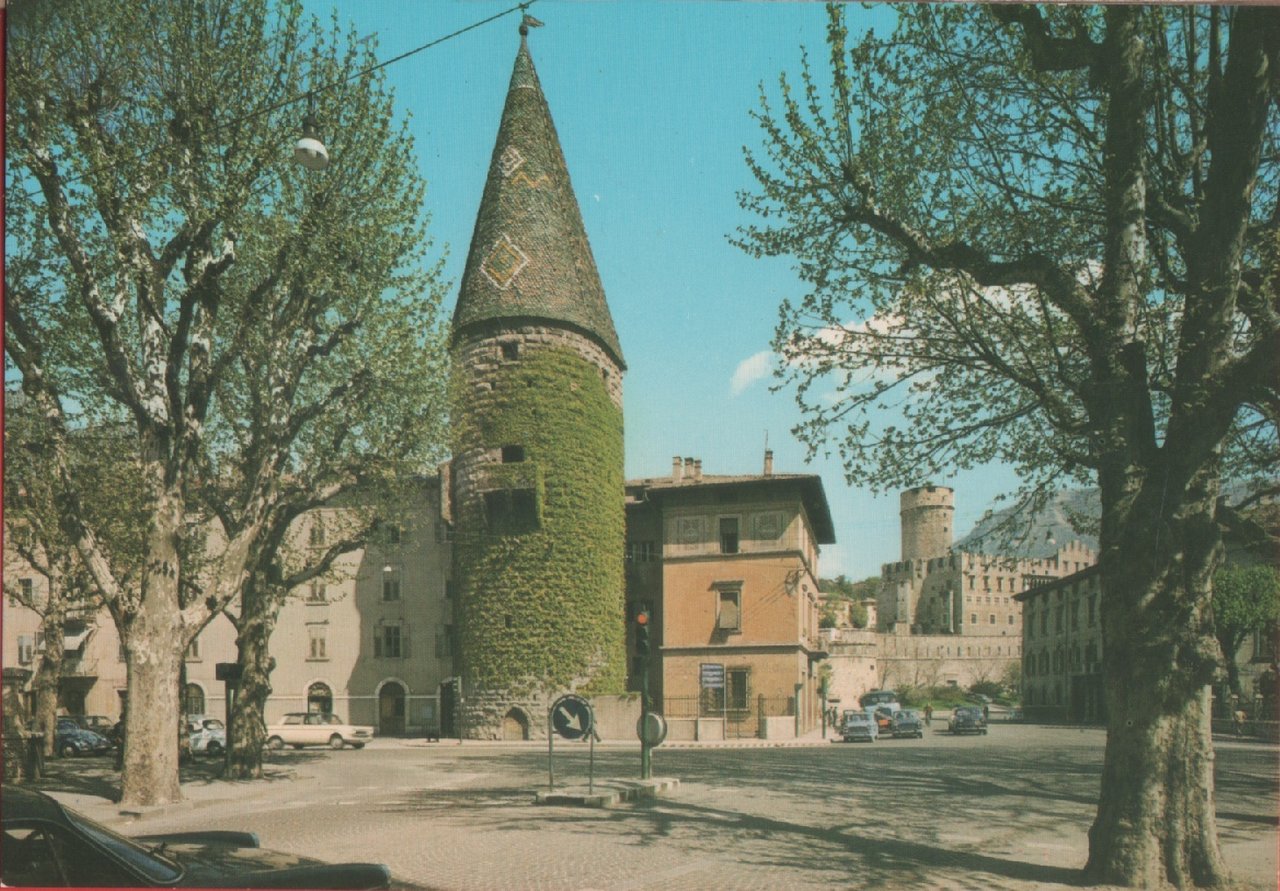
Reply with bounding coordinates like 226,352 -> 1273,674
624,454 -> 835,740
1015,565 -> 1104,723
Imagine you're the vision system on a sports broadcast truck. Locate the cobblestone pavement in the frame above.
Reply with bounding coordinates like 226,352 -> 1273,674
27,725 -> 1279,891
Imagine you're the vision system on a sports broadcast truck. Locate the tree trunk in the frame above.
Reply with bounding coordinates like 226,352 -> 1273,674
1086,478 -> 1229,887
34,603 -> 65,758
119,612 -> 184,806
228,597 -> 278,780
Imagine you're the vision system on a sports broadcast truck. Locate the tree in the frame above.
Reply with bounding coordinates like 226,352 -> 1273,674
2,395 -> 147,756
1212,563 -> 1280,699
738,5 -> 1277,886
6,0 -> 445,805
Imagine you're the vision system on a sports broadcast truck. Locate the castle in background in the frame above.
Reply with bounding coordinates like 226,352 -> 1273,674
819,485 -> 1097,707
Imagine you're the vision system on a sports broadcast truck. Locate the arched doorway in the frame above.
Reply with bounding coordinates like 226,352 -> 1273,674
378,682 -> 406,736
182,683 -> 205,717
307,682 -> 332,714
501,707 -> 529,741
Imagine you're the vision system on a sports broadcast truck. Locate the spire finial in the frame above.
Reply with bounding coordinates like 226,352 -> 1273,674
520,11 -> 544,38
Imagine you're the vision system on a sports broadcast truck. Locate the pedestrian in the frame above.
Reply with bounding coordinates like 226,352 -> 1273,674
1233,708 -> 1246,737
983,704 -> 989,722
923,704 -> 933,726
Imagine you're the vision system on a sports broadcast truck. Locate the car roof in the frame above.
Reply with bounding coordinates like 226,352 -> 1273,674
2,787 -> 72,823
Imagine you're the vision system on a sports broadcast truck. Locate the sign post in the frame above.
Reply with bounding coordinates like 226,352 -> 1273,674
215,662 -> 242,775
548,694 -> 595,791
635,612 -> 653,780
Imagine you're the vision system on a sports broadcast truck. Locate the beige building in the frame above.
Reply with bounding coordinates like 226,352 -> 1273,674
1015,565 -> 1104,723
625,454 -> 835,740
3,480 -> 455,737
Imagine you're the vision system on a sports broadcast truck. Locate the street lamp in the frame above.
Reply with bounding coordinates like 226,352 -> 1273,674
293,96 -> 329,170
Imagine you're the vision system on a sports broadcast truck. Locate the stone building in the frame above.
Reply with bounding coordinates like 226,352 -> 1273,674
448,26 -> 627,739
1015,565 -> 1104,723
624,453 -> 834,740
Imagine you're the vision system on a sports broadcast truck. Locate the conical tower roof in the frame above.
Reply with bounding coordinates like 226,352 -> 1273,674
452,31 -> 625,369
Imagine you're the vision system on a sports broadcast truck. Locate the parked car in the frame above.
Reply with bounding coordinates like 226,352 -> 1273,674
186,716 -> 227,757
840,710 -> 879,743
54,720 -> 111,758
265,712 -> 373,750
890,709 -> 925,739
948,706 -> 989,735
869,706 -> 895,734
1,786 -> 392,888
67,715 -> 115,737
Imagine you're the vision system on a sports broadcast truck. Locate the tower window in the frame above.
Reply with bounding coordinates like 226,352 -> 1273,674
501,445 -> 526,463
501,342 -> 520,361
485,489 -> 539,535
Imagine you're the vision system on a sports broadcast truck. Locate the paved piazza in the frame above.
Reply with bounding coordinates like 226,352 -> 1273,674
31,725 -> 1279,890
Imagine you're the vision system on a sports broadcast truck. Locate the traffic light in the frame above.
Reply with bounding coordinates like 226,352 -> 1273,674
635,611 -> 651,657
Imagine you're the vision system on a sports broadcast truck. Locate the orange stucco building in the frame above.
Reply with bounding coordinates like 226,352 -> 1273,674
625,454 -> 835,740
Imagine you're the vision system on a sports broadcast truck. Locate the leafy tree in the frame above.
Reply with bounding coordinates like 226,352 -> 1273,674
738,5 -> 1277,886
6,0 -> 445,804
2,395 -> 147,756
1212,563 -> 1280,699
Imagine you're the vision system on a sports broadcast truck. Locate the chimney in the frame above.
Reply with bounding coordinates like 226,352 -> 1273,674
693,459 -> 703,482
672,456 -> 683,482
763,449 -> 774,477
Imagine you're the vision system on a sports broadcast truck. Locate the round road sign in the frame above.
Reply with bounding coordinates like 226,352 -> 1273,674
550,694 -> 594,741
636,711 -> 667,747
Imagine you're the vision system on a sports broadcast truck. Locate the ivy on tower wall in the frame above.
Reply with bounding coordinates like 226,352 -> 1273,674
454,343 -> 626,698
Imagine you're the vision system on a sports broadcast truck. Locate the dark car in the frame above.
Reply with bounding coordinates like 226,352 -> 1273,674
2,787 -> 392,888
68,715 -> 115,736
54,720 -> 112,758
889,709 -> 925,739
948,706 -> 988,735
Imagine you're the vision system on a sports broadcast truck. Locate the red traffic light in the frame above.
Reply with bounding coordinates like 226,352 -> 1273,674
636,611 -> 649,626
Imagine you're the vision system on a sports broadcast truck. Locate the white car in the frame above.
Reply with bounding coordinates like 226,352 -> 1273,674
265,712 -> 373,750
186,715 -> 227,756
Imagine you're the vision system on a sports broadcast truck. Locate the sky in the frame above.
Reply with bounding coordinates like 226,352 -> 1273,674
298,0 -> 1024,579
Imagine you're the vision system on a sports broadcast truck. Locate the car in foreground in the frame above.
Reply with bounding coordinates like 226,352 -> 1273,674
840,710 -> 879,743
948,706 -> 988,735
889,709 -> 925,739
1,787 -> 391,888
866,705 -> 894,734
265,712 -> 373,750
54,720 -> 112,758
186,716 -> 227,757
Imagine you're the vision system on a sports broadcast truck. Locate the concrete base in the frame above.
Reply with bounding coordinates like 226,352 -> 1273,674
534,777 -> 680,808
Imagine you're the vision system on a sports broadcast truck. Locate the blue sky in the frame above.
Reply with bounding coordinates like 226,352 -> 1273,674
301,0 -> 1022,578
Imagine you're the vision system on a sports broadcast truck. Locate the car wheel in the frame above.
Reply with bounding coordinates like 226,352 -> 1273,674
352,743 -> 365,749
329,734 -> 345,750
60,744 -> 77,758
917,731 -> 924,739
266,736 -> 284,751
206,741 -> 223,757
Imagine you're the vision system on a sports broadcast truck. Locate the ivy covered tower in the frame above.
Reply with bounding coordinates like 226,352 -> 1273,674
449,21 -> 627,739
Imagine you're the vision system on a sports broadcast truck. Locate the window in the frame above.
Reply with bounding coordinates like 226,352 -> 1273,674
500,445 -> 526,463
445,579 -> 456,600
719,517 -> 739,555
308,625 -> 328,660
376,624 -> 403,658
717,589 -> 741,631
308,682 -> 333,713
182,683 -> 204,716
1088,595 -> 1097,627
727,668 -> 751,712
1055,605 -> 1064,632
500,341 -> 520,361
1008,614 -> 1015,625
436,625 -> 453,658
382,567 -> 401,602
307,581 -> 327,603
989,614 -> 996,624
19,577 -> 34,603
1040,610 -> 1048,636
185,638 -> 201,661
484,489 -> 539,535
970,613 -> 977,625
982,576 -> 990,591
309,519 -> 325,547
17,635 -> 34,665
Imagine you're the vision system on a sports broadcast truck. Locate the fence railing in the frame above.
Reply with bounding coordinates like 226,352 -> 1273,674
656,695 -> 797,739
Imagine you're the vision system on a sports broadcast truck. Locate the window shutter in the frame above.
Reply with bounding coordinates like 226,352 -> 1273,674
402,627 -> 411,659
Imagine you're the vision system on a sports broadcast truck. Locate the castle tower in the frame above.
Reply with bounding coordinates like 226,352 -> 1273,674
450,23 -> 627,739
900,485 -> 954,562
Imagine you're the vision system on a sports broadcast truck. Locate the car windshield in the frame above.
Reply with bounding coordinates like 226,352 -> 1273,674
203,719 -> 224,730
63,806 -> 182,883
323,715 -> 344,725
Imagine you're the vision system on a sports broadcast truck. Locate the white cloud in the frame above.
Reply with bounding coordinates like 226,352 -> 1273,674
731,350 -> 774,396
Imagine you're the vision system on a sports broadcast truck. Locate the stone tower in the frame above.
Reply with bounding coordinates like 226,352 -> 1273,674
899,485 -> 954,562
449,23 -> 627,739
